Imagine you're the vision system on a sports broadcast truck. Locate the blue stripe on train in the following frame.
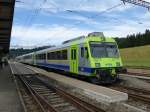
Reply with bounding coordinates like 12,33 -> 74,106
37,62 -> 70,70
36,62 -> 94,73
78,66 -> 94,73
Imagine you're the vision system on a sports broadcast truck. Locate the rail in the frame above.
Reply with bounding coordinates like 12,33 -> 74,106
18,74 -> 105,112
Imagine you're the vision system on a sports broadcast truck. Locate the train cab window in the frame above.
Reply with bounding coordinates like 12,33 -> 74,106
81,47 -> 84,57
81,47 -> 89,58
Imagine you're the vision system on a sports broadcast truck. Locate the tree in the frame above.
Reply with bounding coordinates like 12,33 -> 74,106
115,29 -> 150,48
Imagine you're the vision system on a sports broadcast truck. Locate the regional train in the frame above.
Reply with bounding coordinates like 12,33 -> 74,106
16,32 -> 123,84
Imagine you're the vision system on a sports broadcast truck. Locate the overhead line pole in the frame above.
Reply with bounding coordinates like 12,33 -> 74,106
121,0 -> 150,10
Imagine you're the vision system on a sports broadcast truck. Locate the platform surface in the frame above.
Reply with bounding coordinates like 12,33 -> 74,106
9,62 -> 36,75
10,62 -> 128,104
0,65 -> 23,112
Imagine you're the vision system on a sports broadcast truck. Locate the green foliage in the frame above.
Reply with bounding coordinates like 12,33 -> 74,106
115,29 -> 150,48
9,45 -> 55,58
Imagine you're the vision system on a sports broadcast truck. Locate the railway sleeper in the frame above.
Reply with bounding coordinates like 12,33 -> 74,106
48,97 -> 65,102
61,106 -> 78,112
35,88 -> 51,91
55,105 -> 78,112
52,102 -> 71,108
31,85 -> 47,88
36,91 -> 52,94
50,99 -> 65,104
46,95 -> 60,99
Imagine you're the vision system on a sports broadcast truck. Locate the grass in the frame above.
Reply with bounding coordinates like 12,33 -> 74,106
120,45 -> 150,68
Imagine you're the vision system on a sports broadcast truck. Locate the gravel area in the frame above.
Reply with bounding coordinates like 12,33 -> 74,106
119,74 -> 150,91
126,98 -> 150,112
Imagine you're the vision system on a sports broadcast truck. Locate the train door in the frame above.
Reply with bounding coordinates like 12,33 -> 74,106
33,52 -> 36,65
70,46 -> 78,74
82,43 -> 89,66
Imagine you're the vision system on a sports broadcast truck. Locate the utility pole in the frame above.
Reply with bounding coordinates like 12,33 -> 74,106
121,0 -> 150,10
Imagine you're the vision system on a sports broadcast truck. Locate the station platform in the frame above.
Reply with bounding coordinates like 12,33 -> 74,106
0,65 -> 23,112
9,62 -> 36,75
9,62 -> 128,104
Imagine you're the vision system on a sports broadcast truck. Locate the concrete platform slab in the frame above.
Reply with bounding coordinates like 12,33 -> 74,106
0,65 -> 23,112
9,62 -> 36,75
23,64 -> 128,104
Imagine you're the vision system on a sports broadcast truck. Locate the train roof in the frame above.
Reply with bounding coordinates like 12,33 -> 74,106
16,52 -> 34,58
17,32 -> 116,58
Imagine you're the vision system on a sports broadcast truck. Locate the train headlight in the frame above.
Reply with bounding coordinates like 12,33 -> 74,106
95,63 -> 100,68
116,62 -> 120,67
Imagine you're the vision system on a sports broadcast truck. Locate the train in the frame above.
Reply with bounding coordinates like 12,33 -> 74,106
16,32 -> 123,84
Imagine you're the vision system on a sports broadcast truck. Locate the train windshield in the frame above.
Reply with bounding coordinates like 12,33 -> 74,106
90,42 -> 119,58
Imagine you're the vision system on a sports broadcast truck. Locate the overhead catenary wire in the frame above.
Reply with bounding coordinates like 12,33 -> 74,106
65,2 -> 148,25
10,0 -> 49,49
66,3 -> 123,19
16,1 -> 123,42
20,0 -> 48,39
14,0 -> 49,48
13,0 -> 150,48
37,5 -> 150,47
34,2 -> 124,46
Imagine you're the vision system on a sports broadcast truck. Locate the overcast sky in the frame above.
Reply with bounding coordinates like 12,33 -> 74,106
11,0 -> 150,48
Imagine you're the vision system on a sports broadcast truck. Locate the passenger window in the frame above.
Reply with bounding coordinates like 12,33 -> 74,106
62,50 -> 67,60
51,52 -> 55,60
74,49 -> 76,60
48,52 -> 51,60
57,51 -> 61,59
71,49 -> 74,60
85,47 -> 89,58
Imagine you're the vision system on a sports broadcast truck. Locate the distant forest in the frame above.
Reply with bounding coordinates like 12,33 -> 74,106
115,29 -> 150,48
9,45 -> 55,58
9,29 -> 150,58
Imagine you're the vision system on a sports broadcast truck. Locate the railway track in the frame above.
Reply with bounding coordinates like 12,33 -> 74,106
127,72 -> 150,77
126,67 -> 150,77
16,76 -> 45,112
108,85 -> 150,111
109,85 -> 150,103
17,74 -> 105,112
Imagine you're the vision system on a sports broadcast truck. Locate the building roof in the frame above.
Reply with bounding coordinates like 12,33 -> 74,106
0,0 -> 15,54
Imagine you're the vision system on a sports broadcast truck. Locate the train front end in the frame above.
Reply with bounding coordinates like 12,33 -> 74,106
87,33 -> 123,84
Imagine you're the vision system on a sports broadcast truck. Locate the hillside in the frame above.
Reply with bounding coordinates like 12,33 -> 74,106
120,45 -> 150,67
